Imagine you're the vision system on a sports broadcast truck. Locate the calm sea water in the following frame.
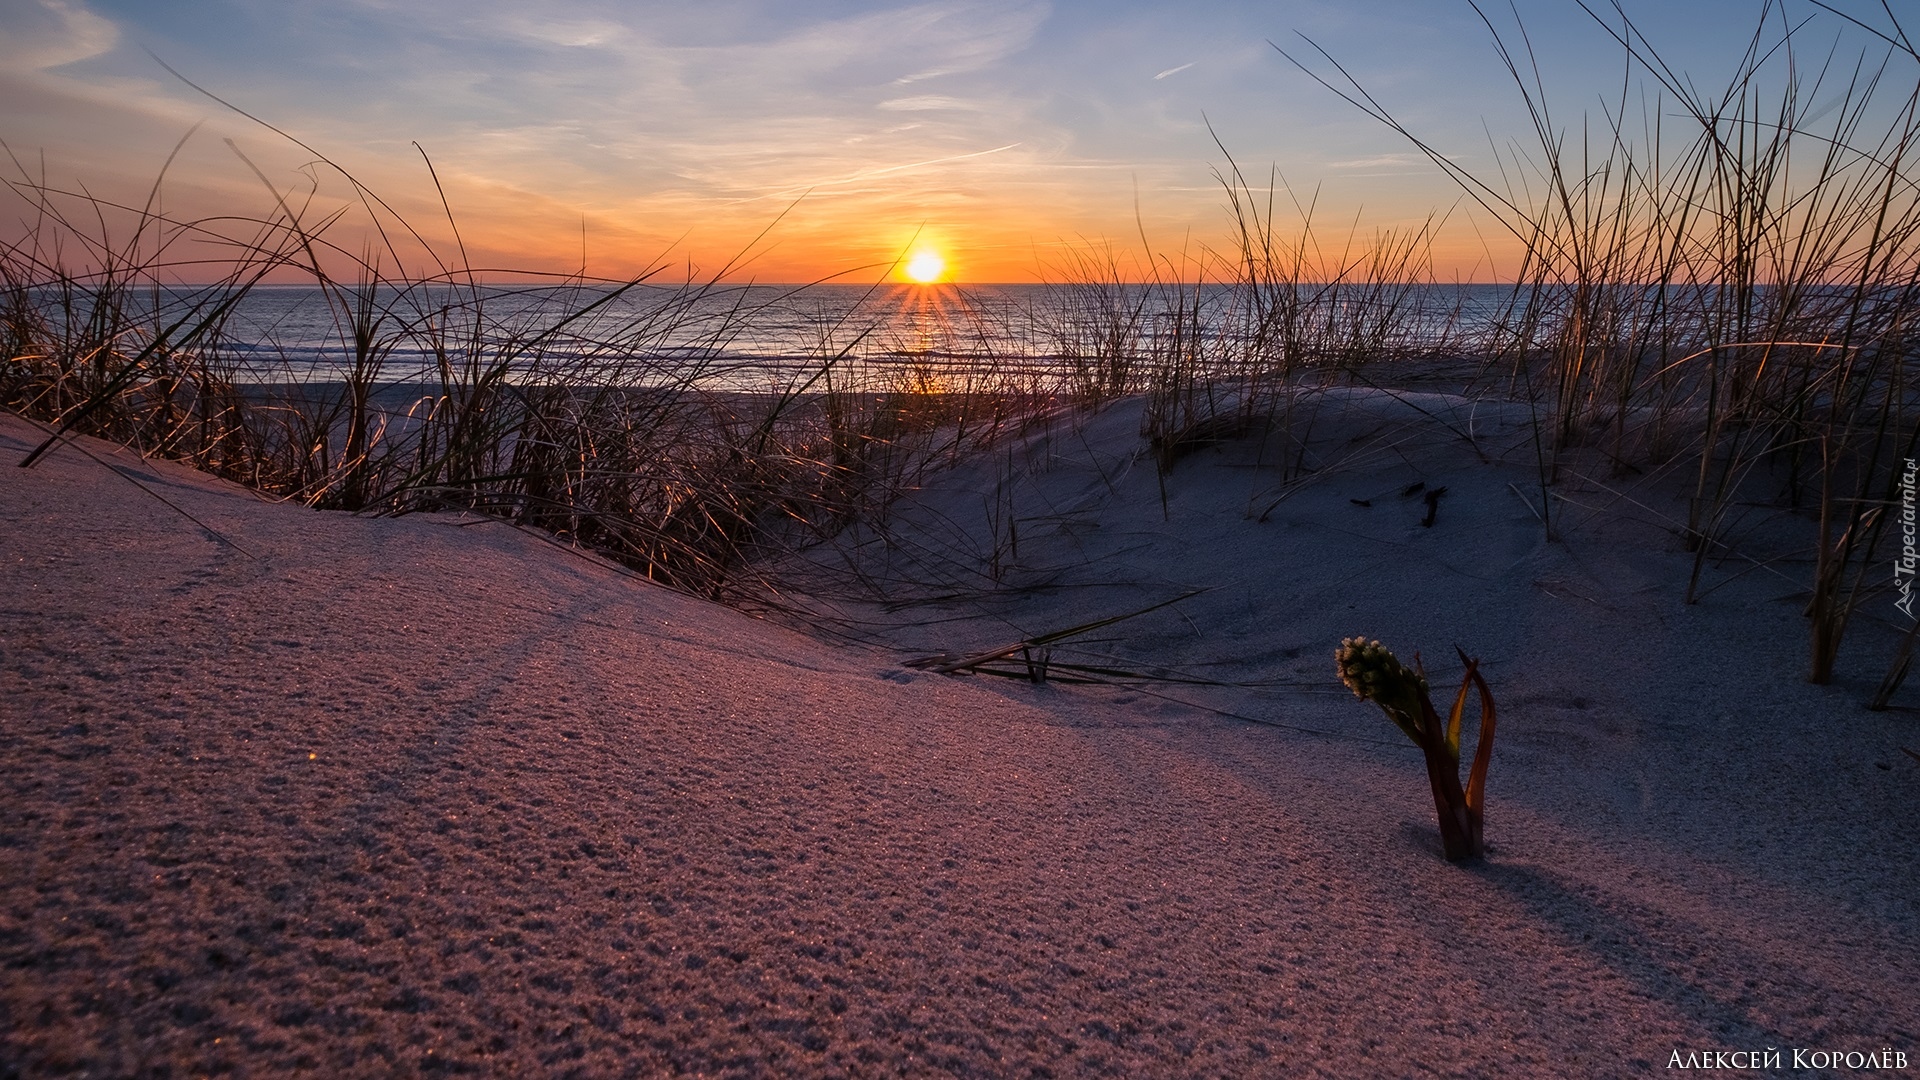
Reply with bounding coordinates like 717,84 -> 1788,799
200,281 -> 1517,388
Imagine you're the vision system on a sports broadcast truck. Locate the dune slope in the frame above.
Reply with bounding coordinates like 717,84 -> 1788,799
3,404 -> 1916,1077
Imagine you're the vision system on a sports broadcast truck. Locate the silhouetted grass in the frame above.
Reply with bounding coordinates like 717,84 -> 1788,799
1284,0 -> 1920,687
0,149 -> 1046,608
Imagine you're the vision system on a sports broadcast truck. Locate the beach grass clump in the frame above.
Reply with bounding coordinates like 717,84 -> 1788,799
0,138 -> 311,482
1337,637 -> 1498,861
0,140 -> 1056,610
1286,2 -> 1920,689
1055,149 -> 1456,505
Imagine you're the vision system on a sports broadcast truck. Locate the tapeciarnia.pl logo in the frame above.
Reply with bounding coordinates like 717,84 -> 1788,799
1898,458 -> 1917,619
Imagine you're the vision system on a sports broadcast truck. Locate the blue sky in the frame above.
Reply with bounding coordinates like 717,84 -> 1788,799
1,0 -> 1905,280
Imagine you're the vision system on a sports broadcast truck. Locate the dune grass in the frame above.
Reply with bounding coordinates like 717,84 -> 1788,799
0,147 -> 1057,609
1281,0 -> 1920,688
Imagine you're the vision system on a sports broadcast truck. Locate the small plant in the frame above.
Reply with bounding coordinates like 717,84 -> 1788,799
1336,637 -> 1498,861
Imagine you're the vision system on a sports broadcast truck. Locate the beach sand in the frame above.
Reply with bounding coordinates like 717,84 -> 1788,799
3,397 -> 1916,1077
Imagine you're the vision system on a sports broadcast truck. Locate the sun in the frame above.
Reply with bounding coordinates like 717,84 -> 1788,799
904,251 -> 946,284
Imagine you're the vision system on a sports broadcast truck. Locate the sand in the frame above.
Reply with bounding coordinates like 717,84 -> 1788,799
3,394 -> 1916,1078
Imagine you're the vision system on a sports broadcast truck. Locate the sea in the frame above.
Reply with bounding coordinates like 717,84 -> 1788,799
178,281 -> 1521,390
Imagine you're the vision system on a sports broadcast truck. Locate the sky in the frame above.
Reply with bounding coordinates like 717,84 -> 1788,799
0,0 -> 1908,282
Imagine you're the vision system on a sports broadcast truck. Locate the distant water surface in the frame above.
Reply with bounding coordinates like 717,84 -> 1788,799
191,282 -> 1517,387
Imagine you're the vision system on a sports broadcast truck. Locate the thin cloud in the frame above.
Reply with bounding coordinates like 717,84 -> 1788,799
1152,62 -> 1194,80
731,142 -> 1023,203
1327,154 -> 1421,169
877,96 -> 977,112
0,0 -> 118,70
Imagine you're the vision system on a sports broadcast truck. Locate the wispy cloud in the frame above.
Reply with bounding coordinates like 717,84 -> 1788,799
1327,154 -> 1421,169
876,96 -> 979,112
0,0 -> 117,71
734,142 -> 1023,203
1153,62 -> 1194,80
290,0 -> 1054,202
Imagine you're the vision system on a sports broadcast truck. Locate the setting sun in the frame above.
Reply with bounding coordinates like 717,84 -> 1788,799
904,251 -> 946,284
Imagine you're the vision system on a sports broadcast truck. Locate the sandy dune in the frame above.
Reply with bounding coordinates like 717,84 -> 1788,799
3,400 -> 1916,1077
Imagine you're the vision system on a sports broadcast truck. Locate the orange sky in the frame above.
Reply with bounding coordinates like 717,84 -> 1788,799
1,0 -> 1862,285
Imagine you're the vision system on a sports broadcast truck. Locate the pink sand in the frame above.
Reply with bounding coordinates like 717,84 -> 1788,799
3,401 -> 1916,1077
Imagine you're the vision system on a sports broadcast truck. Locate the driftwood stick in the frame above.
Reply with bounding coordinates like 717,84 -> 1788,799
917,638 -> 1029,672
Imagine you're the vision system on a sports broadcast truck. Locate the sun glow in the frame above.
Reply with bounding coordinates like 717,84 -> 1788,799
904,251 -> 946,284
